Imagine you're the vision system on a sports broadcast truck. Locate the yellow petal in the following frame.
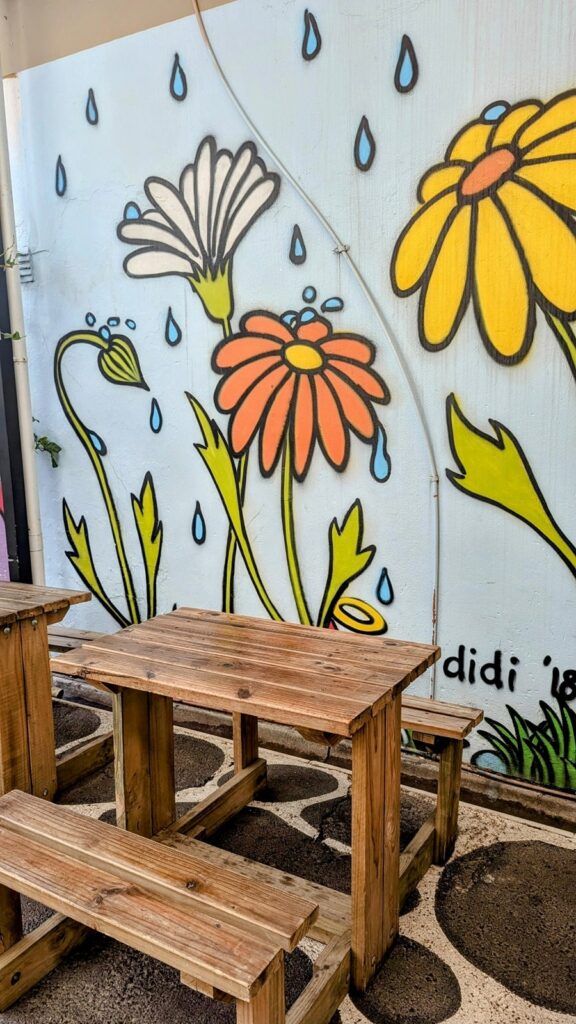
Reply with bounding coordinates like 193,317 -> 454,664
392,191 -> 457,295
489,102 -> 541,147
499,180 -> 576,314
523,125 -> 576,159
422,205 -> 471,346
474,198 -> 532,359
417,163 -> 465,203
516,158 -> 576,211
518,91 -> 576,150
446,122 -> 491,162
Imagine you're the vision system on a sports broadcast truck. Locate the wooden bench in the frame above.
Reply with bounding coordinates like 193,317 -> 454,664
48,625 -> 482,867
0,790 -> 349,1023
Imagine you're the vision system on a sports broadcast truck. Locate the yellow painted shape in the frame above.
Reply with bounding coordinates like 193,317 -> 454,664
423,205 -> 471,345
519,93 -> 576,150
474,198 -> 529,357
516,158 -> 576,212
392,191 -> 457,293
446,122 -> 491,162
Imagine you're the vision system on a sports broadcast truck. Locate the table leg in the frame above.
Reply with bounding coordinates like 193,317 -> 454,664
0,625 -> 31,797
233,713 -> 259,772
114,690 -> 175,836
20,614 -> 57,799
351,694 -> 401,991
0,885 -> 22,953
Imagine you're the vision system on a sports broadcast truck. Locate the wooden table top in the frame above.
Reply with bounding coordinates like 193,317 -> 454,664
0,583 -> 90,625
52,607 -> 440,737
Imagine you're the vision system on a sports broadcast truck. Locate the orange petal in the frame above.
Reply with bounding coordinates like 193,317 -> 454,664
214,336 -> 283,369
293,375 -> 315,479
314,376 -> 347,469
216,355 -> 282,411
327,359 -> 389,401
324,370 -> 375,438
320,337 -> 375,364
230,365 -> 290,453
241,313 -> 294,341
296,318 -> 330,342
260,376 -> 296,473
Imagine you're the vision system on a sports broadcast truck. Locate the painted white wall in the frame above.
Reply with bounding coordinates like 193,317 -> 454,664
7,0 -> 576,786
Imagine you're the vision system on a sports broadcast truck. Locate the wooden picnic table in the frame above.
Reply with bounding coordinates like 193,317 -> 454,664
52,606 -> 439,991
0,583 -> 90,801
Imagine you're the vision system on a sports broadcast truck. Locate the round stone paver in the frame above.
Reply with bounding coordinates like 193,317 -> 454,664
435,840 -> 576,1014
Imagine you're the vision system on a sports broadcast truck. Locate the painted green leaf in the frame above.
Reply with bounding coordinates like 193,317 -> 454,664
62,499 -> 128,626
317,500 -> 375,627
131,472 -> 163,620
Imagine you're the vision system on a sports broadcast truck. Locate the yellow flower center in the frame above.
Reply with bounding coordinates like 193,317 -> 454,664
460,147 -> 516,199
284,342 -> 324,371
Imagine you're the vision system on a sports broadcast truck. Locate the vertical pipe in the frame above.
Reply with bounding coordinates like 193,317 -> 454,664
0,60 -> 44,583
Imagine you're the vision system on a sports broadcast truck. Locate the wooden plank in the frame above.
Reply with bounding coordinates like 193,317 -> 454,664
48,625 -> 105,652
402,702 -> 483,740
149,695 -> 176,833
382,695 -> 402,956
434,739 -> 463,864
181,973 -> 233,1002
399,814 -> 435,906
0,826 -> 279,1000
0,885 -> 22,953
286,931 -> 350,1024
0,584 -> 89,617
233,713 -> 259,771
165,759 -> 267,839
19,614 -> 57,799
52,647 -> 371,737
236,955 -> 285,1024
0,624 -> 30,796
0,791 -> 318,954
160,832 -> 351,945
113,689 -> 152,836
56,731 -> 115,792
0,914 -> 89,1012
403,694 -> 483,725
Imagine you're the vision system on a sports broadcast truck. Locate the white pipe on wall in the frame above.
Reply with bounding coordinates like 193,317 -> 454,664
0,61 -> 45,583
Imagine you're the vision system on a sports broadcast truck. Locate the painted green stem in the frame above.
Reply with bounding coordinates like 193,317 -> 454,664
281,434 -> 312,625
222,451 -> 247,612
547,313 -> 576,384
55,332 -> 140,625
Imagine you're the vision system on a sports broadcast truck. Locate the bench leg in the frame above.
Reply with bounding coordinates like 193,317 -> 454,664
0,625 -> 31,797
351,695 -> 401,991
20,614 -> 57,800
233,713 -> 259,771
0,886 -> 22,953
236,957 -> 285,1024
434,739 -> 463,864
114,690 -> 175,836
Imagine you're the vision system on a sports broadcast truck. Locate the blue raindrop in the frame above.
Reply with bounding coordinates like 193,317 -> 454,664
125,319 -> 137,330
302,285 -> 317,302
354,117 -> 376,171
85,312 -> 96,326
88,431 -> 107,456
99,325 -> 111,341
55,155 -> 67,196
281,310 -> 298,327
107,316 -> 120,327
192,501 -> 206,544
302,9 -> 322,61
150,398 -> 162,433
124,202 -> 141,221
289,224 -> 306,264
170,53 -> 188,101
165,307 -> 182,346
300,307 -> 316,324
481,101 -> 510,123
376,568 -> 394,605
321,296 -> 344,313
370,423 -> 391,482
85,88 -> 99,125
394,35 -> 419,93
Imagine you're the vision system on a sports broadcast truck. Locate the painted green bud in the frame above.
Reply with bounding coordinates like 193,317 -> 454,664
97,336 -> 149,389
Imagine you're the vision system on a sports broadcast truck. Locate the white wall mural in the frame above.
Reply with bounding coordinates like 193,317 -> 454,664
10,0 -> 576,791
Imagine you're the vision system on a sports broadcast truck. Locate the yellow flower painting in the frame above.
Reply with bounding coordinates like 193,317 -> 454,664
391,90 -> 576,373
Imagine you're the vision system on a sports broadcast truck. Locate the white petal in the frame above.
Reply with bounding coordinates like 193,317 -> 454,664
180,165 -> 197,224
124,248 -> 195,277
220,177 -> 277,259
142,209 -> 171,227
212,145 -> 255,255
194,138 -> 215,256
145,178 -> 201,255
118,220 -> 200,261
227,164 -> 263,220
210,152 -> 232,252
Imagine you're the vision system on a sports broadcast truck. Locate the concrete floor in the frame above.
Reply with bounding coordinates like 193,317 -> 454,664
2,701 -> 575,1024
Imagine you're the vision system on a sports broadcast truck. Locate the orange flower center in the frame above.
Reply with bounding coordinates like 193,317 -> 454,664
460,147 -> 516,198
284,342 -> 324,372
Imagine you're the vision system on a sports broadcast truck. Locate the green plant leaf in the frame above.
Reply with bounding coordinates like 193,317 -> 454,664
561,702 -> 576,763
131,471 -> 163,620
317,500 -> 375,627
62,499 -> 128,626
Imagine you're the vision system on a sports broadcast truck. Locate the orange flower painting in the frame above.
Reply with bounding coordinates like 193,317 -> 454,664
212,311 -> 389,480
391,90 -> 576,372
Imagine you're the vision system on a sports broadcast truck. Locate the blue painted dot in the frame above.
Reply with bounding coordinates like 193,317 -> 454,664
150,398 -> 162,433
192,501 -> 206,544
99,325 -> 111,341
300,307 -> 316,324
107,317 -> 120,327
85,312 -> 96,326
302,286 -> 317,302
321,297 -> 344,313
124,202 -> 141,221
281,310 -> 298,328
482,101 -> 510,123
88,431 -> 107,456
125,319 -> 136,330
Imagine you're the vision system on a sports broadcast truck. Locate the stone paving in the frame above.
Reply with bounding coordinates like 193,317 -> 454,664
3,701 -> 575,1024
